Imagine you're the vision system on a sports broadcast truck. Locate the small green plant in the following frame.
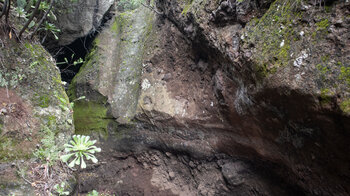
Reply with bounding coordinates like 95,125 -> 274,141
40,21 -> 61,40
87,190 -> 99,196
16,164 -> 28,179
33,126 -> 60,166
14,7 -> 27,18
339,66 -> 350,86
57,53 -> 85,74
61,135 -> 101,169
54,182 -> 69,196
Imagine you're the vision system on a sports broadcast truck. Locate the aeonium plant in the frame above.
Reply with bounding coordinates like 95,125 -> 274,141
60,135 -> 101,169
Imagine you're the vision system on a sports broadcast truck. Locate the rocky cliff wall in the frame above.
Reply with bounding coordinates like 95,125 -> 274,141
153,0 -> 350,194
68,0 -> 350,195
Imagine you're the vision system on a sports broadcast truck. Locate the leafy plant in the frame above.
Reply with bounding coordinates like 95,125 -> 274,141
38,1 -> 50,11
14,7 -> 27,18
61,135 -> 101,169
40,21 -> 60,40
54,182 -> 69,196
56,53 -> 85,72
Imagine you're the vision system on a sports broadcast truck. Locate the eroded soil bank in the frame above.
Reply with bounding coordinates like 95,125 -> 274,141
67,0 -> 350,195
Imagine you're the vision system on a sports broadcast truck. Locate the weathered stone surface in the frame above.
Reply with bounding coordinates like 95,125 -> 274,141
54,0 -> 114,45
0,39 -> 74,194
69,6 -> 153,126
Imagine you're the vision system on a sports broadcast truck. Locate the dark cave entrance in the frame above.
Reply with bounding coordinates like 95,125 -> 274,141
49,8 -> 115,84
55,34 -> 96,84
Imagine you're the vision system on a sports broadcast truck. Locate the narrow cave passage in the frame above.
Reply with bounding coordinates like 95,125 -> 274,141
50,9 -> 115,84
55,34 -> 96,84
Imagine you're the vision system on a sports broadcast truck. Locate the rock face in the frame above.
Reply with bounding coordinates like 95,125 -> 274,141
69,6 -> 153,129
54,0 -> 114,45
153,0 -> 350,195
0,39 -> 74,194
69,0 -> 350,195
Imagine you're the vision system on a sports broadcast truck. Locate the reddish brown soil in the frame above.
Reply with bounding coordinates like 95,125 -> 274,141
0,88 -> 39,158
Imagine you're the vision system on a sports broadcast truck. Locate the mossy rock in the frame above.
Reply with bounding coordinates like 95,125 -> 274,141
242,0 -> 349,111
69,7 -> 156,130
243,0 -> 303,77
0,39 -> 73,162
73,101 -> 113,138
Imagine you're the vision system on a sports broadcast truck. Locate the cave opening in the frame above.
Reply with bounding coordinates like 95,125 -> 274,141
55,34 -> 96,84
49,8 -> 115,84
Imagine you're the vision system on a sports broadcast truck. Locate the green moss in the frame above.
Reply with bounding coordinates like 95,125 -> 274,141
0,38 -> 73,165
321,55 -> 330,62
316,19 -> 329,31
73,101 -> 112,138
340,98 -> 350,114
38,95 -> 50,108
110,11 -> 134,36
244,0 -> 300,78
313,18 -> 329,38
95,37 -> 100,46
181,0 -> 193,16
338,66 -> 350,86
117,0 -> 143,10
180,0 -> 209,16
316,63 -> 330,75
320,88 -> 332,105
47,115 -> 57,128
20,41 -> 70,111
0,137 -> 32,162
111,19 -> 119,33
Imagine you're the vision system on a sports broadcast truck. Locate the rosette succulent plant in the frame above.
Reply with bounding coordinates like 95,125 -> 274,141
61,135 -> 101,169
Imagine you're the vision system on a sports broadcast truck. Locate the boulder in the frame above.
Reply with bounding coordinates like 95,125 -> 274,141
0,39 -> 74,193
54,0 -> 115,45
